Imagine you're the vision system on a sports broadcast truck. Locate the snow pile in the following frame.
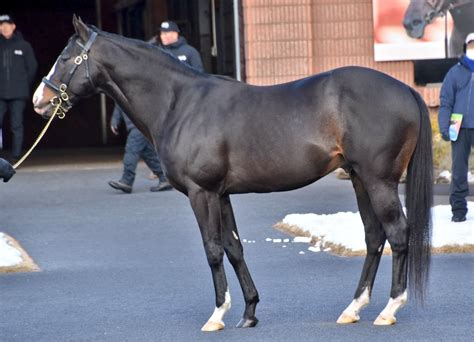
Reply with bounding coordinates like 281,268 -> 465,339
432,203 -> 474,247
0,233 -> 23,267
281,202 -> 474,252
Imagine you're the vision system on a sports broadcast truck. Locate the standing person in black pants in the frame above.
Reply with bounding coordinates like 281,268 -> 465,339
0,14 -> 37,163
438,33 -> 474,222
108,104 -> 171,193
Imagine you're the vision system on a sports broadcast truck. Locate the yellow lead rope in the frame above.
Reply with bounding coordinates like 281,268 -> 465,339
13,102 -> 66,170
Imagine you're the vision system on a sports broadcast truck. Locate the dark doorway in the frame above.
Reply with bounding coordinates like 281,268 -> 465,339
164,0 -> 239,77
0,0 -> 118,153
116,0 -> 146,39
0,0 -> 241,154
112,0 -> 240,77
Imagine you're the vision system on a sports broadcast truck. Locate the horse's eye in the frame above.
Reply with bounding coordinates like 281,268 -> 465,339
61,54 -> 71,61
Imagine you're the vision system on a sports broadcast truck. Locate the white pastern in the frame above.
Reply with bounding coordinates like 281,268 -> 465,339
33,61 -> 58,109
378,291 -> 408,320
207,289 -> 231,325
337,287 -> 370,323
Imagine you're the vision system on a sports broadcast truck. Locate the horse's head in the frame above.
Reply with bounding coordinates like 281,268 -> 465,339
33,15 -> 99,118
403,0 -> 450,39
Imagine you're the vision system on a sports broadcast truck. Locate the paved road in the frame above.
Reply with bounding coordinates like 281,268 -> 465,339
1,163 -> 472,341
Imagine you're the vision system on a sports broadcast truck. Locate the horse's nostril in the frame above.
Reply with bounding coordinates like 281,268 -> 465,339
412,19 -> 422,27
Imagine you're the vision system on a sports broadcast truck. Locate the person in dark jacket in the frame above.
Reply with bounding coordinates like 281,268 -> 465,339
438,32 -> 474,222
157,21 -> 204,71
108,104 -> 171,193
0,157 -> 14,182
0,14 -> 38,163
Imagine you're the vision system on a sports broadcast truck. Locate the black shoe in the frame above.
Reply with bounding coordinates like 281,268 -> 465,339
150,180 -> 173,192
451,215 -> 466,222
108,180 -> 132,193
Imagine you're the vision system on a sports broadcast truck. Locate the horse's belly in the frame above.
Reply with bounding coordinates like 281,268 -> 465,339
225,150 -> 342,194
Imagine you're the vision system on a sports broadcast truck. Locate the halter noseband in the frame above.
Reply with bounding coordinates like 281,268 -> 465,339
425,0 -> 447,22
42,31 -> 98,118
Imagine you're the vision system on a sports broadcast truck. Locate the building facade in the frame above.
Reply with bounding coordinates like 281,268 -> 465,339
242,0 -> 441,107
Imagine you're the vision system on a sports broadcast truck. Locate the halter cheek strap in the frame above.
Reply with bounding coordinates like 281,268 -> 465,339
42,31 -> 98,118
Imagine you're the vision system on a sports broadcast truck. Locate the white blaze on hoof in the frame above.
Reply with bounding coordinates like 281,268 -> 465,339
201,289 -> 231,332
374,291 -> 407,326
337,287 -> 370,324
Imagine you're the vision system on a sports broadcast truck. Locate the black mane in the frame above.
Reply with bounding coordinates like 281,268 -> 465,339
87,25 -> 211,78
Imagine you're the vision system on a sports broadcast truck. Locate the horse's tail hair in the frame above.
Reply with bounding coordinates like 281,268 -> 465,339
405,87 -> 433,303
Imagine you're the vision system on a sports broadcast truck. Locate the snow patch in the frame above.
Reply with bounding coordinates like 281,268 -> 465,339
0,233 -> 23,267
281,202 -> 474,252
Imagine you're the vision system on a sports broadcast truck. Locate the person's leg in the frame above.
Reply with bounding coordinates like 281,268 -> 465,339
141,140 -> 165,180
9,100 -> 26,159
140,137 -> 172,191
450,129 -> 471,221
121,128 -> 144,186
0,100 -> 9,151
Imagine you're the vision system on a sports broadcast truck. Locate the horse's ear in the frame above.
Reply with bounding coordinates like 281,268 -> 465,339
72,14 -> 89,42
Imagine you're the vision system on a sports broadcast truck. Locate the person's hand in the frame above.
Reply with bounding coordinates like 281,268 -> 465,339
0,158 -> 15,183
441,132 -> 450,142
111,124 -> 119,136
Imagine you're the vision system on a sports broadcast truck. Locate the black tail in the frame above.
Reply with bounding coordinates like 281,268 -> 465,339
406,88 -> 433,302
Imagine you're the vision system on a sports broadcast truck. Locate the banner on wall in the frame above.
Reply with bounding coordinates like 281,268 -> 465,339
373,0 -> 474,61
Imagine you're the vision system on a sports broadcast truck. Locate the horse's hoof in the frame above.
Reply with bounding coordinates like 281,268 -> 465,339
201,321 -> 225,332
236,317 -> 259,328
373,315 -> 396,326
336,312 -> 360,324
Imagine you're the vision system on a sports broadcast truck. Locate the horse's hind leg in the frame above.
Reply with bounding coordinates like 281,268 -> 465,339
188,188 -> 231,332
364,179 -> 409,325
337,172 -> 387,324
221,195 -> 259,328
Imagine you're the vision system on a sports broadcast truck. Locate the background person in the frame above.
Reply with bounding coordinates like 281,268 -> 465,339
438,33 -> 474,222
108,104 -> 171,193
0,14 -> 37,163
155,21 -> 204,72
146,20 -> 204,181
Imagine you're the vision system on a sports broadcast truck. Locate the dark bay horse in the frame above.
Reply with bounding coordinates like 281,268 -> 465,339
403,0 -> 474,57
33,17 -> 433,330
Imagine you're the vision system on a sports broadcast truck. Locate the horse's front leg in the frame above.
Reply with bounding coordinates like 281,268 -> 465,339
189,188 -> 231,332
220,195 -> 259,328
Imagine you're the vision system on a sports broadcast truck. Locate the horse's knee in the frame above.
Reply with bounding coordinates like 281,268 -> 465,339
205,243 -> 224,267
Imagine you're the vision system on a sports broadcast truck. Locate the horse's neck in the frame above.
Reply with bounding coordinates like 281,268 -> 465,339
449,0 -> 474,32
449,0 -> 472,10
97,37 -> 196,140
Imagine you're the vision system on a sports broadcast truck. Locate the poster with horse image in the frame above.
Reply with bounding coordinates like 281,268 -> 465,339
373,0 -> 474,61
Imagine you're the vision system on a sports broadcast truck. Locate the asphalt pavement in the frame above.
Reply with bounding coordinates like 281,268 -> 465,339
0,154 -> 472,341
